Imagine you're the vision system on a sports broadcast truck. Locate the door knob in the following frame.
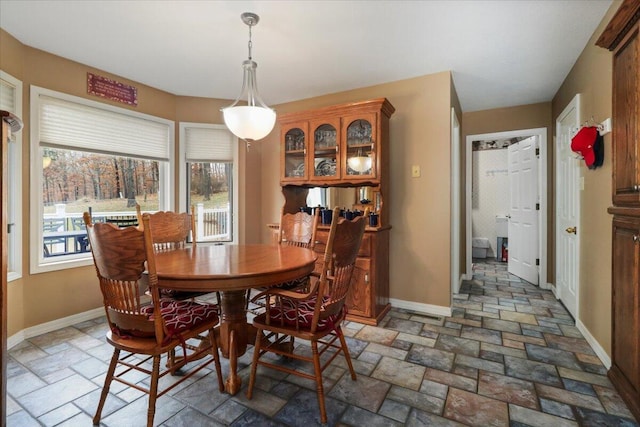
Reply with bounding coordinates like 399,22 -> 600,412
565,226 -> 577,234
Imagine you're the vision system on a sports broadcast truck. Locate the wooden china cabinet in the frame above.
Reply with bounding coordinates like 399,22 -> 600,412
596,0 -> 640,421
278,98 -> 395,325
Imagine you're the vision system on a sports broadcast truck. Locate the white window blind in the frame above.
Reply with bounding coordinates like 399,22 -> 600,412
185,126 -> 234,162
1,78 -> 16,112
38,95 -> 170,161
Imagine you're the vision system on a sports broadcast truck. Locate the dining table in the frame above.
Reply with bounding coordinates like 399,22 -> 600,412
153,243 -> 317,395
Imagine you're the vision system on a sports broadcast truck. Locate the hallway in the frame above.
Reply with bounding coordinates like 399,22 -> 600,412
6,260 -> 638,426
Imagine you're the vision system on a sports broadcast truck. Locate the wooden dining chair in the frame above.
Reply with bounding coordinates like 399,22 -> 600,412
135,205 -> 211,301
272,208 -> 320,287
247,207 -> 366,424
83,212 -> 224,427
248,208 -> 320,311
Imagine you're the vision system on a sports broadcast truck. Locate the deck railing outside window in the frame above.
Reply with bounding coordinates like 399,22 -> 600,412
42,203 -> 230,257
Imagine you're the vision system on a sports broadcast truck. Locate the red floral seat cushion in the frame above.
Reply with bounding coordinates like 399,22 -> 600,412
140,298 -> 219,337
273,276 -> 310,290
259,293 -> 340,331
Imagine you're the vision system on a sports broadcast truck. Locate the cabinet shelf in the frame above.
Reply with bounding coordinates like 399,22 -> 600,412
346,142 -> 374,149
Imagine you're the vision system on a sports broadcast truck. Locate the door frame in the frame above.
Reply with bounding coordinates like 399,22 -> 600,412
465,127 -> 548,289
451,108 -> 462,297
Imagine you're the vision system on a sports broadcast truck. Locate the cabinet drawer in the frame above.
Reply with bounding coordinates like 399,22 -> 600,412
315,230 -> 371,257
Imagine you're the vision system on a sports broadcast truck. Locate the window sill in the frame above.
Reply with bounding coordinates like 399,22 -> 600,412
30,255 -> 93,275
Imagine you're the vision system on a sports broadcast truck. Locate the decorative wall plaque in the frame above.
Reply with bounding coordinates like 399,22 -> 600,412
87,73 -> 138,106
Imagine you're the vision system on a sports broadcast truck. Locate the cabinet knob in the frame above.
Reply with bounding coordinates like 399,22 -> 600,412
565,226 -> 577,234
634,184 -> 640,191
634,235 -> 639,243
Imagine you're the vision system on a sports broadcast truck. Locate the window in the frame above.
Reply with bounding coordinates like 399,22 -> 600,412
1,71 -> 23,281
179,123 -> 238,243
30,86 -> 174,273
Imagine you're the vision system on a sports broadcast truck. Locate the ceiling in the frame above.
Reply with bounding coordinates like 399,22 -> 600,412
0,0 -> 612,112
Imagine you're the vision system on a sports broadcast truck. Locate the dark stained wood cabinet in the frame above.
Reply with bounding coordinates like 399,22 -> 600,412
609,210 -> 640,420
597,0 -> 640,420
277,99 -> 395,325
611,21 -> 640,206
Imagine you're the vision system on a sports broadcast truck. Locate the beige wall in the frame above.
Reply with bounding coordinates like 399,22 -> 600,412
0,30 -> 264,335
551,1 -> 619,356
261,72 -> 455,307
461,102 -> 553,282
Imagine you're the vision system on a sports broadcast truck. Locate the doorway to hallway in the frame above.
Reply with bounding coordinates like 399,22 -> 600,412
465,128 -> 548,289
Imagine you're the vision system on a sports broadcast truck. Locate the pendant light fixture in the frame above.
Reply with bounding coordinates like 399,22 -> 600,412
222,12 -> 276,145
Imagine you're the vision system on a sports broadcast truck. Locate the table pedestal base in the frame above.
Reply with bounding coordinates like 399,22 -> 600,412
218,290 -> 258,394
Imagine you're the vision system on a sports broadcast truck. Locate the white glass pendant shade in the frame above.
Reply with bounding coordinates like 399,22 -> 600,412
223,105 -> 275,141
347,155 -> 372,173
222,14 -> 276,143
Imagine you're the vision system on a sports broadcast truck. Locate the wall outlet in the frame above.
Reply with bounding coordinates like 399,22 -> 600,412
411,165 -> 421,178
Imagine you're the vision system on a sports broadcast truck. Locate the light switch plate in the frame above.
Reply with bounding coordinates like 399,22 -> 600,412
411,165 -> 421,178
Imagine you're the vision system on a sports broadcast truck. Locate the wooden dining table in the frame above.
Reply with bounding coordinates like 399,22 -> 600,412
153,243 -> 317,395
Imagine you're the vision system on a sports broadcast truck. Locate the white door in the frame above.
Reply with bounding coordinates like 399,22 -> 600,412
555,95 -> 581,318
508,136 -> 539,285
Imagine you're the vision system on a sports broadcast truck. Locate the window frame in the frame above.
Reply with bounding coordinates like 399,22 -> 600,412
178,122 -> 238,244
30,86 -> 174,273
1,71 -> 23,282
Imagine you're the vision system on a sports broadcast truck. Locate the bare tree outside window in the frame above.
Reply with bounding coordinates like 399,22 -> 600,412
42,147 -> 161,257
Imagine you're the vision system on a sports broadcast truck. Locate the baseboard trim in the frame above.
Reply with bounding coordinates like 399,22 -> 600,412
389,298 -> 452,318
576,318 -> 611,369
8,307 -> 104,350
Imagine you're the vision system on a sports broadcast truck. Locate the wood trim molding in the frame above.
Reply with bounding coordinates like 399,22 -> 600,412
1,111 -> 22,421
596,0 -> 640,50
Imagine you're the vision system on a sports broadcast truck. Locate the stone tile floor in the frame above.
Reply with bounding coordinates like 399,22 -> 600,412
6,260 -> 639,426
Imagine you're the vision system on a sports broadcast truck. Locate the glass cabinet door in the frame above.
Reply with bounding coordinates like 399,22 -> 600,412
282,123 -> 308,182
310,118 -> 341,181
344,114 -> 377,179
